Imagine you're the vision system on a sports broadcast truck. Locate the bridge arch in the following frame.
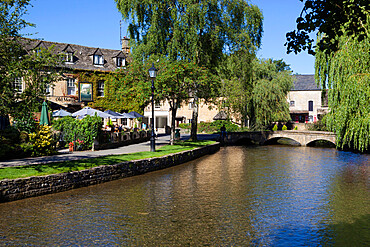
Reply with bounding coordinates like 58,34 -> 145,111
263,136 -> 301,146
306,139 -> 336,147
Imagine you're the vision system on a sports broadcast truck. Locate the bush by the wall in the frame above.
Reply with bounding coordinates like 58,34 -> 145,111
53,115 -> 102,149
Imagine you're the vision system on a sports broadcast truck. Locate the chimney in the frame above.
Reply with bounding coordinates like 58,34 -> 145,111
121,36 -> 130,54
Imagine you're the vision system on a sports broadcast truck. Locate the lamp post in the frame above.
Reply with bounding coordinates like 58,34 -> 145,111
148,63 -> 157,152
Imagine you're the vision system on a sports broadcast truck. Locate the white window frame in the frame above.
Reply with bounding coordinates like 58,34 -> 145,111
67,78 -> 76,95
65,52 -> 73,63
116,57 -> 125,67
94,55 -> 104,65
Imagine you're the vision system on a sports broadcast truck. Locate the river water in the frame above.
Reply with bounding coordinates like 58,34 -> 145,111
0,146 -> 369,246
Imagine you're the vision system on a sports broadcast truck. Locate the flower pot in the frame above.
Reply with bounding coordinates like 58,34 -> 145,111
69,146 -> 73,152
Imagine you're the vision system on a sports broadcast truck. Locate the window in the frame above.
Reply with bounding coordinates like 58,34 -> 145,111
122,118 -> 127,125
116,57 -> 125,67
308,101 -> 313,111
65,52 -> 73,63
155,102 -> 161,109
45,83 -> 51,95
13,78 -> 23,93
98,81 -> 104,97
94,55 -> 104,65
189,102 -> 193,110
290,101 -> 295,107
67,78 -> 76,95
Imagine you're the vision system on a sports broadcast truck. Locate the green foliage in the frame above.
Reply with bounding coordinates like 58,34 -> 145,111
282,125 -> 287,131
315,19 -> 370,152
197,120 -> 240,133
116,0 -> 263,69
53,115 -> 102,150
0,0 -> 62,119
179,123 -> 191,129
93,59 -> 150,113
286,0 -> 369,54
251,59 -> 293,128
294,126 -> 298,130
307,119 -> 328,131
28,125 -> 56,157
272,124 -> 278,131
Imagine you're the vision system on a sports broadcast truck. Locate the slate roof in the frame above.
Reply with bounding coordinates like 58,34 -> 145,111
292,75 -> 321,91
20,38 -> 127,72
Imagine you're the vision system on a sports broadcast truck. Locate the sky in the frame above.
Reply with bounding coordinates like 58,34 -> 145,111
22,0 -> 315,75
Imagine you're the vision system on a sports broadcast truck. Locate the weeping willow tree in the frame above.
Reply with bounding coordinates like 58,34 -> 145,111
315,23 -> 370,152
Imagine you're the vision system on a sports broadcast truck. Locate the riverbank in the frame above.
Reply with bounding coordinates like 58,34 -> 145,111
0,142 -> 220,203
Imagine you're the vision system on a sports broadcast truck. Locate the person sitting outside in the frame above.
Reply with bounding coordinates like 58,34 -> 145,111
220,125 -> 227,141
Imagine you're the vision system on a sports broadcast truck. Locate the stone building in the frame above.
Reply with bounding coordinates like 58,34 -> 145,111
16,38 -> 130,111
288,74 -> 328,124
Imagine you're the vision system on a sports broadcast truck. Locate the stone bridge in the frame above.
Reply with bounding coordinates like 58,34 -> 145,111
225,131 -> 336,146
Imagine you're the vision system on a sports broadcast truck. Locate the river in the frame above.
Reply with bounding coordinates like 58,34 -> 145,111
0,146 -> 369,246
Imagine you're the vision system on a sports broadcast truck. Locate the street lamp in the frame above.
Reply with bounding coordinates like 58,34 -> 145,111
148,63 -> 157,152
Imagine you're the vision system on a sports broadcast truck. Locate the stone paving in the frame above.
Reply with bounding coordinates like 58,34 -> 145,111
0,133 -> 219,168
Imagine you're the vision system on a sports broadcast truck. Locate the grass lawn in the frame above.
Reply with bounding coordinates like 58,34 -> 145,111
0,140 -> 216,180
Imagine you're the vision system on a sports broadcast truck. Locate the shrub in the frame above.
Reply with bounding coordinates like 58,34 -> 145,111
53,115 -> 102,149
179,123 -> 191,129
28,125 -> 56,157
272,124 -> 278,131
294,126 -> 298,130
282,125 -> 287,130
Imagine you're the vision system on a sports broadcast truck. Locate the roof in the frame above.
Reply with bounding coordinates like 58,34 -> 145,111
292,75 -> 321,91
20,38 -> 127,72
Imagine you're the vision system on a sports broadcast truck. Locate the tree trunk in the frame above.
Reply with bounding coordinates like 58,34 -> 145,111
170,102 -> 177,145
190,96 -> 198,141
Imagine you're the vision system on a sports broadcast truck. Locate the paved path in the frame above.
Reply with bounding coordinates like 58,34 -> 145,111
0,134 -> 219,168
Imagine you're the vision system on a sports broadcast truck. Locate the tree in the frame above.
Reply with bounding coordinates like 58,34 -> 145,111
251,59 -> 292,128
219,54 -> 292,129
286,0 -> 369,54
0,0 -> 61,132
156,59 -> 218,144
315,31 -> 370,152
116,0 -> 263,140
287,0 -> 370,152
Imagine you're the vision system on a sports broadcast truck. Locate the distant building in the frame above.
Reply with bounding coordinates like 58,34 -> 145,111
288,75 -> 328,124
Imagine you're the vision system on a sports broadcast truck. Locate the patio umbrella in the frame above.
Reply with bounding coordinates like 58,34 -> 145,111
52,109 -> 72,117
104,110 -> 125,119
128,111 -> 144,118
39,101 -> 50,125
120,112 -> 136,118
213,111 -> 228,120
72,107 -> 113,118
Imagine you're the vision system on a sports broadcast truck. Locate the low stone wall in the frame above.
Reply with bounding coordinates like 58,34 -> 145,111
94,130 -> 151,150
0,143 -> 220,203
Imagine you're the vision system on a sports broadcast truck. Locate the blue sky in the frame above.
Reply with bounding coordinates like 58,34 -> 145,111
23,0 -> 315,74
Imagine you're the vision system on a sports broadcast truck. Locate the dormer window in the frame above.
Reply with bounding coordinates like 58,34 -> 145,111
116,57 -> 125,67
94,54 -> 104,65
65,52 -> 73,63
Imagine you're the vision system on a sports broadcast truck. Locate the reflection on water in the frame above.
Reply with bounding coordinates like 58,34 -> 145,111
0,146 -> 369,246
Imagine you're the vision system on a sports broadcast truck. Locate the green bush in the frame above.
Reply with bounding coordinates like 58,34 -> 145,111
294,126 -> 298,130
272,124 -> 278,131
282,125 -> 287,130
179,123 -> 191,129
53,115 -> 102,149
28,125 -> 56,157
